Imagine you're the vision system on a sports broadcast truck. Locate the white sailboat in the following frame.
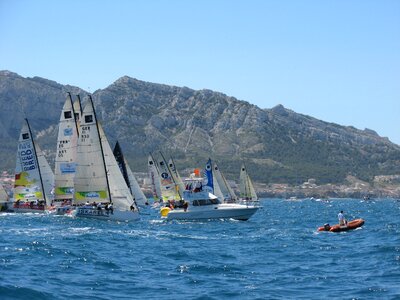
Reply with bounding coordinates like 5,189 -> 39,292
54,93 -> 80,211
113,141 -> 148,207
160,158 -> 259,221
168,157 -> 186,197
157,153 -> 182,202
148,154 -> 162,203
239,163 -> 258,203
73,96 -> 139,221
12,119 -> 54,213
213,162 -> 238,203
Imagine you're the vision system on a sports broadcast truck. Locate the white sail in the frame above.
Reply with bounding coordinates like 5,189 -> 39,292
99,124 -> 137,211
35,144 -> 55,206
148,154 -> 162,201
213,163 -> 238,203
239,164 -> 258,201
168,158 -> 185,196
74,101 -> 110,204
203,158 -> 224,201
74,98 -> 137,212
14,120 -> 45,203
0,184 -> 9,201
54,93 -> 79,202
73,95 -> 83,123
158,154 -> 181,202
125,159 -> 148,206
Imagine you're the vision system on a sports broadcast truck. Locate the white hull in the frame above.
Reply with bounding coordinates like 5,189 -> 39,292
165,203 -> 259,221
73,207 -> 140,222
7,202 -> 47,213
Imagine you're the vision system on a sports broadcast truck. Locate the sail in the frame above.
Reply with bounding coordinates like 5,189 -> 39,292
239,164 -> 258,201
35,144 -> 55,205
158,154 -> 181,202
74,100 -> 110,204
73,95 -> 83,123
0,184 -> 9,201
54,93 -> 79,201
168,158 -> 185,196
14,119 -> 46,203
148,154 -> 162,201
213,163 -> 238,202
99,125 -> 136,211
203,158 -> 224,200
125,160 -> 147,206
113,141 -> 147,207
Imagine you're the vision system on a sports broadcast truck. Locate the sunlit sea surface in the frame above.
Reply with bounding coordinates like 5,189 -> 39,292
1,198 -> 399,300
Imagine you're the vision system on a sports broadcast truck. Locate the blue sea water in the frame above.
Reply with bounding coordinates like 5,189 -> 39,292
1,198 -> 399,300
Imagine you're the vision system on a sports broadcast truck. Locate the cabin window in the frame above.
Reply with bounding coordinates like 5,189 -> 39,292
85,115 -> 93,123
149,161 -> 153,165
22,133 -> 29,140
74,113 -> 80,120
64,111 -> 72,119
210,198 -> 220,204
193,200 -> 199,206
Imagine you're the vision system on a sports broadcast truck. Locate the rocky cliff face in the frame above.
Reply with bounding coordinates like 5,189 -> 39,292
1,71 -> 399,185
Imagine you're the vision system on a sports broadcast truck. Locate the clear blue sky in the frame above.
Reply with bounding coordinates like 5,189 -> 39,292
1,0 -> 399,144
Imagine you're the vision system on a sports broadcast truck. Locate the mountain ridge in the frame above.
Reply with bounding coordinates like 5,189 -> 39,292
1,70 -> 399,189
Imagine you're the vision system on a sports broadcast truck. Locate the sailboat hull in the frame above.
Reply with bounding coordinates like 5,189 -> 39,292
8,202 -> 46,213
164,204 -> 259,221
73,207 -> 140,222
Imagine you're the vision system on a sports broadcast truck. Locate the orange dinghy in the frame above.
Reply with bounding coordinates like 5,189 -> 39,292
318,219 -> 365,232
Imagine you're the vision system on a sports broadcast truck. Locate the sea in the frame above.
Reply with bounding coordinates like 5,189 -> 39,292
1,198 -> 399,300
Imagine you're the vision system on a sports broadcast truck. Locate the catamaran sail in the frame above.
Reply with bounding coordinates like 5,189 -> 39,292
148,154 -> 162,202
239,164 -> 258,202
73,96 -> 139,221
54,93 -> 79,203
213,162 -> 238,203
113,141 -> 148,207
13,119 -> 53,212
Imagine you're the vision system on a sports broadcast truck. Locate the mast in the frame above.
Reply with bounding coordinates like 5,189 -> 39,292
89,95 -> 112,203
25,118 -> 46,204
159,151 -> 182,200
67,92 -> 80,138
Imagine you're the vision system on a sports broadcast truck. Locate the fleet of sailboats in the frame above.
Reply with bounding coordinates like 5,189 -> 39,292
2,93 -> 260,222
159,158 -> 259,221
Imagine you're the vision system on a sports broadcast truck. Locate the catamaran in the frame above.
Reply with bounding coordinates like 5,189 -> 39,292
239,163 -> 258,203
160,158 -> 259,221
72,96 -> 139,221
12,119 -> 54,213
53,93 -> 80,214
113,141 -> 148,207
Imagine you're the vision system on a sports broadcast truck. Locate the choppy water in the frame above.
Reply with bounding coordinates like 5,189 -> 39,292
1,198 -> 399,300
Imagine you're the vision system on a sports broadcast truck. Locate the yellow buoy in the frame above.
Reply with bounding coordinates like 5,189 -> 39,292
160,207 -> 171,217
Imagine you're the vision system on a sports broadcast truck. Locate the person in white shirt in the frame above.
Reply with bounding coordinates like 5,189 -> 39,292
338,210 -> 347,226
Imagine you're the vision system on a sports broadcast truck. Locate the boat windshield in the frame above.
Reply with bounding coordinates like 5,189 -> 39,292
192,198 -> 220,206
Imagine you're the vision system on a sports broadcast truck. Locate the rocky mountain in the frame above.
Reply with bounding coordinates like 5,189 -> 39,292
1,70 -> 400,186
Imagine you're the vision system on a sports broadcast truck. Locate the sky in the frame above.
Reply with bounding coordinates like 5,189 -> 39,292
1,0 -> 399,144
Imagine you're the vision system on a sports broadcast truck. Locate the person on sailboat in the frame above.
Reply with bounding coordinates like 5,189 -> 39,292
338,210 -> 347,226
